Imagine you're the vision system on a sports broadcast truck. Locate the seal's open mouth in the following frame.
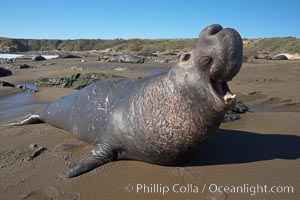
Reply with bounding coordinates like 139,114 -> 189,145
210,79 -> 236,103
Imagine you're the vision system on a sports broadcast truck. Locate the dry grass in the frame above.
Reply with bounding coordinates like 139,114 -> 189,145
1,36 -> 299,54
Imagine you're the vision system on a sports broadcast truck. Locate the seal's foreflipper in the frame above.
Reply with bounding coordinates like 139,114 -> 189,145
64,155 -> 109,178
65,143 -> 115,178
8,114 -> 43,126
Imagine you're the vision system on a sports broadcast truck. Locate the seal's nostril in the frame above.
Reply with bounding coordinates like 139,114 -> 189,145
181,53 -> 191,62
200,56 -> 213,66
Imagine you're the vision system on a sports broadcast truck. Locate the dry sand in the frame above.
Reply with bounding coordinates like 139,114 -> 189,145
0,58 -> 299,200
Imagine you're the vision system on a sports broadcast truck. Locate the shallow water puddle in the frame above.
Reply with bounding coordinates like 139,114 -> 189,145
0,83 -> 46,121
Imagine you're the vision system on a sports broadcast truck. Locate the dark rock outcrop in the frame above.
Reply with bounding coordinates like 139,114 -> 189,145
32,55 -> 46,61
17,64 -> 34,69
223,110 -> 241,122
0,67 -> 12,77
36,72 -> 123,90
223,99 -> 249,122
97,53 -> 179,64
0,80 -> 15,87
231,99 -> 249,113
59,54 -> 81,59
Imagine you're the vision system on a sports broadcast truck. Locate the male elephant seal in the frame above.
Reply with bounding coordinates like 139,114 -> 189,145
9,24 -> 243,178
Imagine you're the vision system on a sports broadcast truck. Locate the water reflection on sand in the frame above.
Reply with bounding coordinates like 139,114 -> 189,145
0,83 -> 46,121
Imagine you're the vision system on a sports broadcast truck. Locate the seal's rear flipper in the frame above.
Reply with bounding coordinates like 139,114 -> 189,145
8,114 -> 43,126
65,143 -> 115,178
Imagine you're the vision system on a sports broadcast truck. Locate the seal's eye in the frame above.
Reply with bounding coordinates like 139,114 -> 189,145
180,53 -> 191,62
200,56 -> 213,66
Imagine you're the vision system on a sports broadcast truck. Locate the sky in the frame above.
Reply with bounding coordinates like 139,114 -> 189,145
1,0 -> 299,39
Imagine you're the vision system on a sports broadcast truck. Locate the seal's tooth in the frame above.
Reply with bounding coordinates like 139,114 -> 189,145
223,94 -> 236,101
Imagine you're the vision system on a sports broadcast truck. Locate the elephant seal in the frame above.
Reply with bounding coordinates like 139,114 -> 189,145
9,24 -> 243,178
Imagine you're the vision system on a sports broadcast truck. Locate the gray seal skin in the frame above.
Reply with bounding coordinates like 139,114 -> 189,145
9,24 -> 243,178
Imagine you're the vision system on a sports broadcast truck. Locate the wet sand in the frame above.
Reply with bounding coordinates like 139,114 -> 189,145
0,58 -> 299,200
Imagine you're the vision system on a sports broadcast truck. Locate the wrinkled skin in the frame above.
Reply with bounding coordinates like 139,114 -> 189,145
9,24 -> 243,178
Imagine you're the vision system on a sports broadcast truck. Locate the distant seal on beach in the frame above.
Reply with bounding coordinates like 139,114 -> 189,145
0,67 -> 12,77
9,24 -> 243,178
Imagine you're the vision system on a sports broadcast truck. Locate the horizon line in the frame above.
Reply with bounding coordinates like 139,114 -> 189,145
1,35 -> 299,41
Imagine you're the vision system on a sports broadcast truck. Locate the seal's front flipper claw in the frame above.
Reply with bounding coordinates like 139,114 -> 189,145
8,114 -> 43,126
65,143 -> 115,178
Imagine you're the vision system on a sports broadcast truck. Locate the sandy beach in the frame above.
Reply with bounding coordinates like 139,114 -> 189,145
0,57 -> 299,200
